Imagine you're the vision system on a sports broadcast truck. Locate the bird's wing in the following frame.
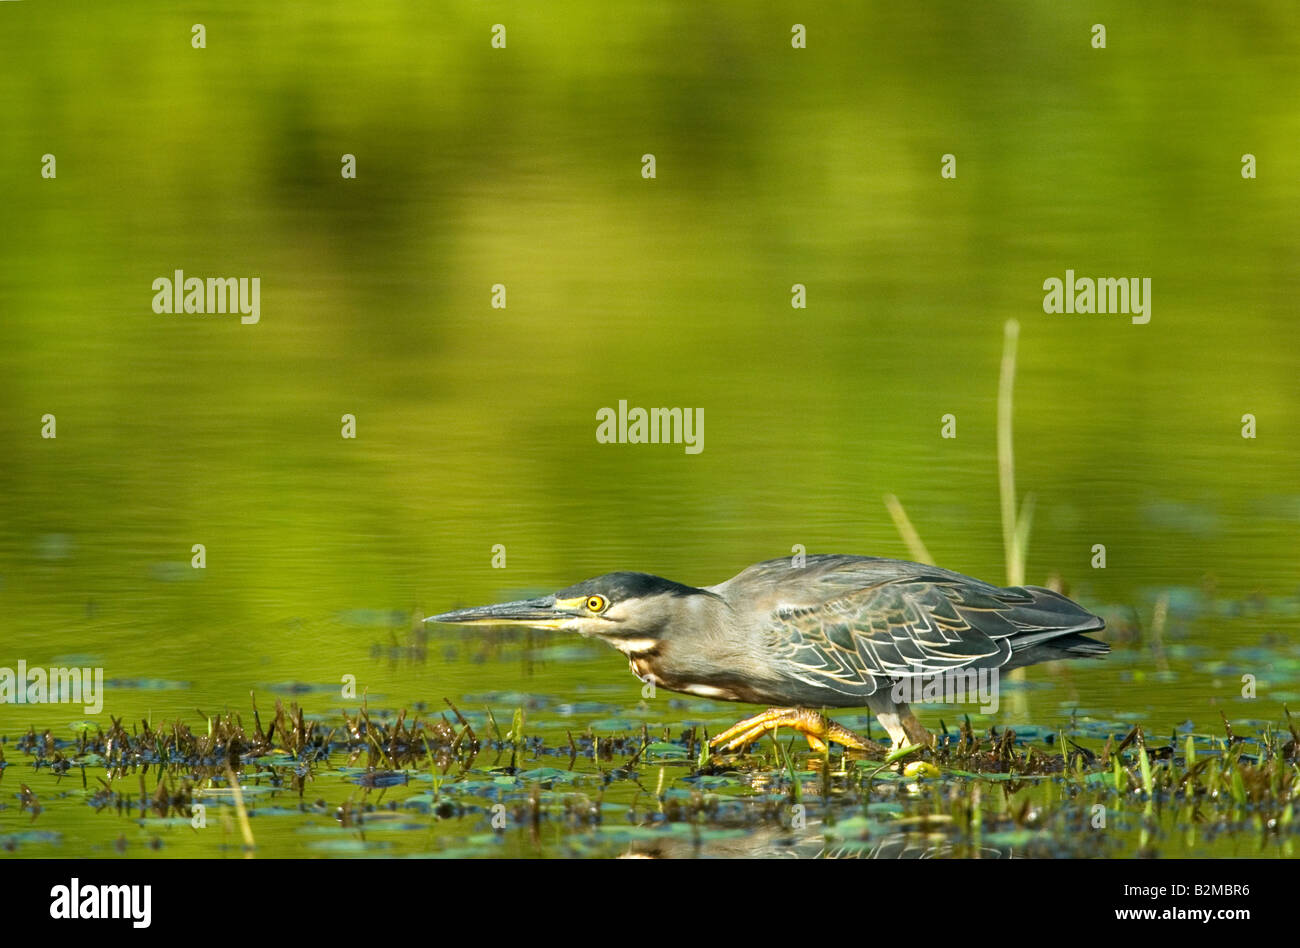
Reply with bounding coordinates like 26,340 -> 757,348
763,573 -> 1037,697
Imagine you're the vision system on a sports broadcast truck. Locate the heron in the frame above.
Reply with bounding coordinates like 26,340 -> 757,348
427,554 -> 1108,754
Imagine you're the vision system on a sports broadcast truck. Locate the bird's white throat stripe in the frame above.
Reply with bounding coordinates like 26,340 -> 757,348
611,637 -> 660,656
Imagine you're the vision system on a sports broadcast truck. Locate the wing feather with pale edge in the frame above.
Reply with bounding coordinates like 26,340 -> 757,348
760,565 -> 1096,698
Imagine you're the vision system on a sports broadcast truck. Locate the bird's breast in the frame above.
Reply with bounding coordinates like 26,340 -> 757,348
626,651 -> 767,704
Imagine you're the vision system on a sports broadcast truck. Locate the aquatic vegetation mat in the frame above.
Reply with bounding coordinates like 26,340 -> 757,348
2,694 -> 1297,858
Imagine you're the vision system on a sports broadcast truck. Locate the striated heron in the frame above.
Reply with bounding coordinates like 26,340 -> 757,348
427,554 -> 1108,754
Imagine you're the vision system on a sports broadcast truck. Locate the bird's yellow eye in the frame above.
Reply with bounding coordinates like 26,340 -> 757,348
586,595 -> 607,613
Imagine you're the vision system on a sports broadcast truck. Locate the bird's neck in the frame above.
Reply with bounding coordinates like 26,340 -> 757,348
621,595 -> 768,702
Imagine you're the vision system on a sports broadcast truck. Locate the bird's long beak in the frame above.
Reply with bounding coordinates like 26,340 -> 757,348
425,595 -> 574,628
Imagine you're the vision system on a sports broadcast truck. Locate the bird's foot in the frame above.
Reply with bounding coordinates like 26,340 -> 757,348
708,708 -> 889,756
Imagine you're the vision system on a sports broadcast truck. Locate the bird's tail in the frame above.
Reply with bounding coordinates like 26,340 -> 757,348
1001,585 -> 1108,665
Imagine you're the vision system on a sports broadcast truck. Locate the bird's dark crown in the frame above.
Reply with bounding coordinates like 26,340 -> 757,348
556,571 -> 702,602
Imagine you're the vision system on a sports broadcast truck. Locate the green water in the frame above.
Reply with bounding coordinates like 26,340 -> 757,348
1,2 -> 1298,857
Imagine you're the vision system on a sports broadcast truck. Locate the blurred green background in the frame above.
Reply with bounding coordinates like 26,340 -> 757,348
1,2 -> 1298,855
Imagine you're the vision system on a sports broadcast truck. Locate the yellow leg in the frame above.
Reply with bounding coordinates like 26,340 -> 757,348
708,708 -> 888,755
865,694 -> 934,750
